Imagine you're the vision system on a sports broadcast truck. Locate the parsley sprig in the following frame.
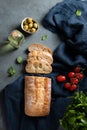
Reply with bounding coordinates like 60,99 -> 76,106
60,91 -> 87,130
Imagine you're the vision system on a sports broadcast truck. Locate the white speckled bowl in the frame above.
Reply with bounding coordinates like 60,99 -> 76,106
21,17 -> 39,34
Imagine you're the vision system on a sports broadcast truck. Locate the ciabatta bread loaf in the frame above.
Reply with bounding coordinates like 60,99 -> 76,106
28,43 -> 53,55
24,76 -> 51,116
27,50 -> 53,64
25,59 -> 52,74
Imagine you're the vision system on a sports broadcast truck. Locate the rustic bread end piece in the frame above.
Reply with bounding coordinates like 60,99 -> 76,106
24,76 -> 51,116
28,43 -> 53,55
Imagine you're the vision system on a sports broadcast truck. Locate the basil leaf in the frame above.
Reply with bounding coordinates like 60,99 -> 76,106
76,10 -> 81,16
16,56 -> 23,64
41,35 -> 47,41
8,66 -> 16,76
81,119 -> 87,125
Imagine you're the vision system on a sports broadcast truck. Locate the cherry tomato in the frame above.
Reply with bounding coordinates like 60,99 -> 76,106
64,82 -> 71,89
70,78 -> 79,84
74,66 -> 81,73
68,72 -> 75,78
69,84 -> 77,91
56,75 -> 66,82
75,73 -> 84,80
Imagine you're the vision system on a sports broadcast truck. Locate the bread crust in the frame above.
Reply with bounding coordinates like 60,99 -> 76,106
27,50 -> 53,64
24,76 -> 51,116
25,59 -> 52,74
28,43 -> 53,55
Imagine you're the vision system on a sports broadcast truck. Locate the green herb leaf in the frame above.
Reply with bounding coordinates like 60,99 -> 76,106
60,91 -> 87,130
8,66 -> 16,76
16,56 -> 23,64
76,10 -> 81,16
41,35 -> 47,41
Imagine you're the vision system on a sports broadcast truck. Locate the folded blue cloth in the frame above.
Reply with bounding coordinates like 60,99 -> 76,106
4,0 -> 87,130
43,0 -> 87,55
4,75 -> 73,130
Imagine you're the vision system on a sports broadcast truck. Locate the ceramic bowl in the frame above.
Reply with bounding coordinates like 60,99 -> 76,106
21,17 -> 39,34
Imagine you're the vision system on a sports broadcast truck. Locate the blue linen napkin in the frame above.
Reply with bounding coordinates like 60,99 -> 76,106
4,75 -> 73,130
43,0 -> 87,55
4,0 -> 87,130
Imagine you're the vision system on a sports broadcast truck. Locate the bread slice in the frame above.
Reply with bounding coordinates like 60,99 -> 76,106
28,43 -> 53,55
24,76 -> 51,116
25,59 -> 52,74
27,50 -> 53,64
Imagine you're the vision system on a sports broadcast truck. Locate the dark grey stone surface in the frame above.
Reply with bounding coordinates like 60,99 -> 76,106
0,0 -> 64,130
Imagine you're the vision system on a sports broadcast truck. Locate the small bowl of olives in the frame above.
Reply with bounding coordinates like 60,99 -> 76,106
21,17 -> 39,34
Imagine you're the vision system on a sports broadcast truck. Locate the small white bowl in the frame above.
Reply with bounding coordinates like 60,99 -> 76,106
21,17 -> 39,34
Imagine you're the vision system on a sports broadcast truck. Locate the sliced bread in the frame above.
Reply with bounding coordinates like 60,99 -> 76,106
27,50 -> 53,64
25,59 -> 52,74
28,43 -> 53,55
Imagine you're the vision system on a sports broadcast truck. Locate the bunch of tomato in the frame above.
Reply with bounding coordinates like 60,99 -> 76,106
56,66 -> 84,92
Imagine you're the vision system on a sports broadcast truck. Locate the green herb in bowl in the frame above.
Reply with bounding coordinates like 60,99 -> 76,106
60,91 -> 87,130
